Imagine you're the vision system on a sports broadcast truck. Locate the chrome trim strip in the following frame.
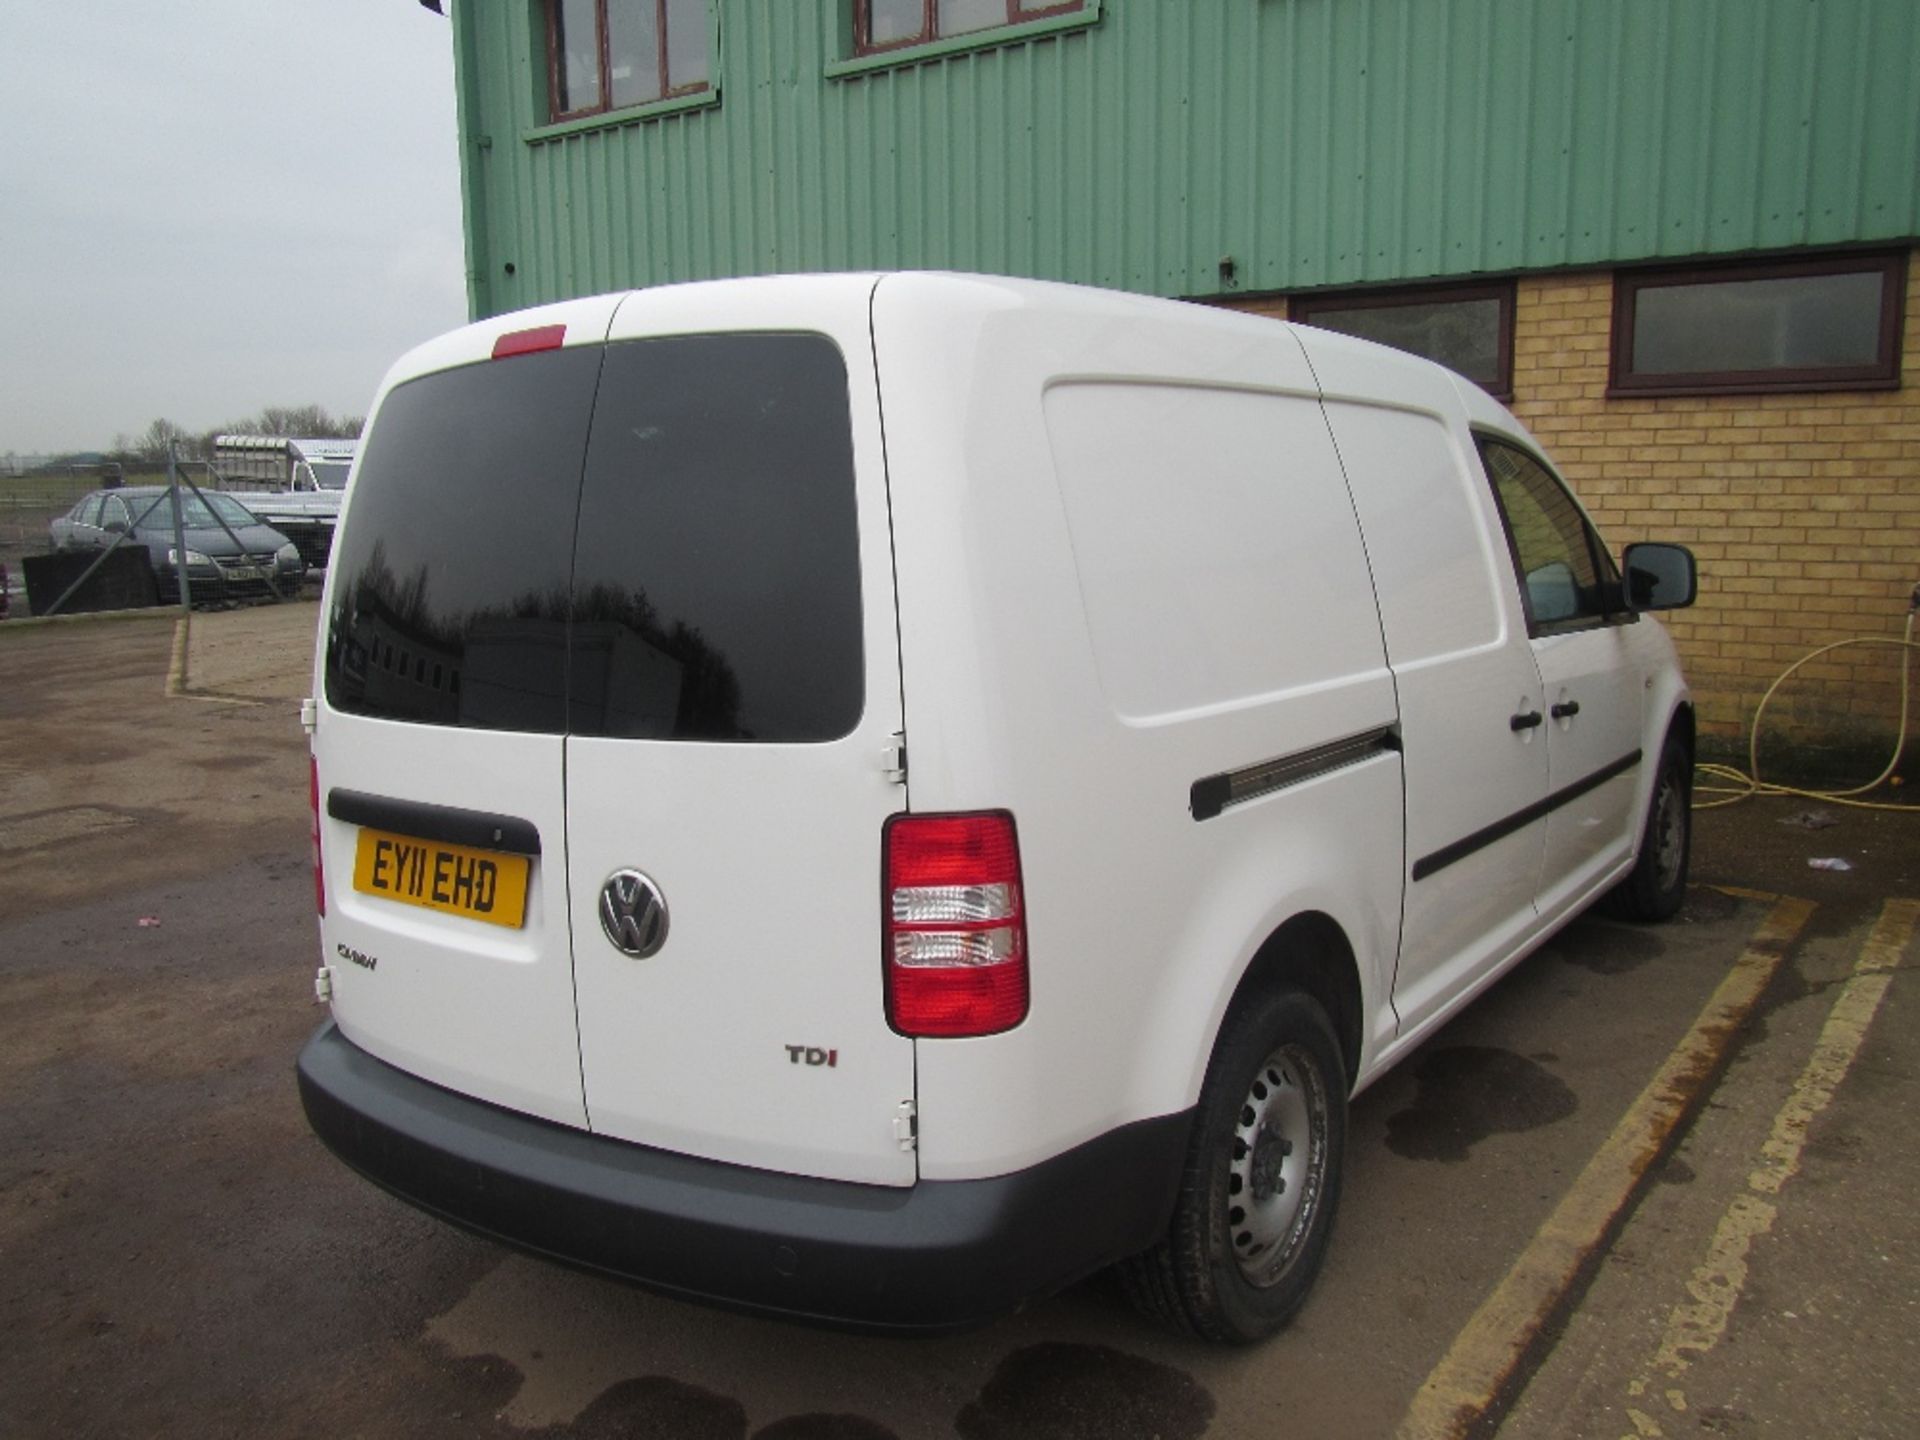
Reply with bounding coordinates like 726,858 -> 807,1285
1190,728 -> 1401,822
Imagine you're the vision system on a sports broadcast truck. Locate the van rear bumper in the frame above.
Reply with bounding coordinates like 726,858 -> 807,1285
297,1021 -> 1190,1334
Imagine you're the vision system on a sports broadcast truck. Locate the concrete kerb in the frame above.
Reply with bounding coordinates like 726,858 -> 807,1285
0,606 -> 178,633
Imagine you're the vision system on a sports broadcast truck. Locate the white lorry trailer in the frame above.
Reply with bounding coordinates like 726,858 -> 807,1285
211,436 -> 357,568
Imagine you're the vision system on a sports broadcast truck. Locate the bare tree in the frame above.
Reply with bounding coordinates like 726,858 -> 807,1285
260,404 -> 326,437
138,418 -> 192,464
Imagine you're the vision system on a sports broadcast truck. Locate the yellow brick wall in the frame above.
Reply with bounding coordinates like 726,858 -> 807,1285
1225,250 -> 1920,769
1510,254 -> 1920,765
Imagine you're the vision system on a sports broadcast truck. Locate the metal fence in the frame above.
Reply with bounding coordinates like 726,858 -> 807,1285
11,447 -> 305,619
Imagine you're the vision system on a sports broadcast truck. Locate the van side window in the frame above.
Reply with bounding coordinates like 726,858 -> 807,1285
1477,438 -> 1618,633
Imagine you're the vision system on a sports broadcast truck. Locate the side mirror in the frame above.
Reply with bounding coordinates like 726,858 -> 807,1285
1622,542 -> 1697,611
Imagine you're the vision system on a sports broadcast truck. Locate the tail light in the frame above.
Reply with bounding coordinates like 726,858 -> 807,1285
310,757 -> 326,917
884,812 -> 1028,1038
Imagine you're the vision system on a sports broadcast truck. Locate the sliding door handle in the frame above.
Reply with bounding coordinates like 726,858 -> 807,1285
1510,710 -> 1544,732
1551,700 -> 1581,720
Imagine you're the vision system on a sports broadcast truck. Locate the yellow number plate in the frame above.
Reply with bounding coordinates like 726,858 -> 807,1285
350,829 -> 531,929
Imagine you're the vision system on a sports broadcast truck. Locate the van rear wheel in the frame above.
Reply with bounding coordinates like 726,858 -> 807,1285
1120,988 -> 1346,1342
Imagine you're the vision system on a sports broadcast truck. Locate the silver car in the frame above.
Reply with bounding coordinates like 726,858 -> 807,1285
50,487 -> 305,603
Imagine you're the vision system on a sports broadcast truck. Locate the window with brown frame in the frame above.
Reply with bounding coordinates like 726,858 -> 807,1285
546,0 -> 710,122
1610,251 -> 1905,396
856,0 -> 1085,55
1290,281 -> 1516,400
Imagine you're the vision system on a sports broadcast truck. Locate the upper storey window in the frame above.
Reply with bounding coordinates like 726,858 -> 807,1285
856,0 -> 1085,54
547,0 -> 711,121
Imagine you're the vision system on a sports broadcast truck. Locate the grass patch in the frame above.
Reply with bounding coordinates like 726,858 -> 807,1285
2,471 -> 166,510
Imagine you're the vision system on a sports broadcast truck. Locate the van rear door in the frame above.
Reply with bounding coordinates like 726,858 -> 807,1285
565,282 -> 917,1186
314,298 -> 624,1128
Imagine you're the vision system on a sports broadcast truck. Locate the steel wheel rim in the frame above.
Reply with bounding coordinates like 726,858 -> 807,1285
1227,1043 -> 1329,1286
1652,771 -> 1686,892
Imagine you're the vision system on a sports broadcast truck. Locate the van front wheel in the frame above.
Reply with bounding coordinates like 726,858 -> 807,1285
1120,988 -> 1347,1342
1603,732 -> 1692,922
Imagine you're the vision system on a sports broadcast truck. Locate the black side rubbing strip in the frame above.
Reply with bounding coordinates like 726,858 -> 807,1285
328,789 -> 542,857
1191,728 -> 1401,822
1411,749 -> 1642,882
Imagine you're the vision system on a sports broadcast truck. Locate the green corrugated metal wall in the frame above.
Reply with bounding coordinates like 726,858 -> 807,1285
453,0 -> 1920,319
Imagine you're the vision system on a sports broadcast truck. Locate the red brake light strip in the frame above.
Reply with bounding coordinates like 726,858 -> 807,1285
491,324 -> 567,360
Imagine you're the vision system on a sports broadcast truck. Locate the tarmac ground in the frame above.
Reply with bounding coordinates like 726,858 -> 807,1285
1,602 -> 1915,1439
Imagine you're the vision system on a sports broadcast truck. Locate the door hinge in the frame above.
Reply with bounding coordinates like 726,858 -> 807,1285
881,732 -> 908,786
313,965 -> 334,1004
893,1099 -> 918,1152
299,697 -> 318,735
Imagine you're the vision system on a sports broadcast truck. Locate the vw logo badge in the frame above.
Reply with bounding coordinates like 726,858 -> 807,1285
599,870 -> 669,958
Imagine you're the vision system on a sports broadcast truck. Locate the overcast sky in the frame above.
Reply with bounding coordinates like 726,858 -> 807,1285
0,0 -> 467,456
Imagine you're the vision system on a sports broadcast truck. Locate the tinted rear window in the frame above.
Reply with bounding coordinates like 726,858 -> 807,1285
325,333 -> 864,741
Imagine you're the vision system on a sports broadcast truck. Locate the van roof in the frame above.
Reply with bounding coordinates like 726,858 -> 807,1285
377,272 -> 1524,437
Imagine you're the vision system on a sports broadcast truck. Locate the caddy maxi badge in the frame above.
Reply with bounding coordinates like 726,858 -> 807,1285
599,870 -> 669,958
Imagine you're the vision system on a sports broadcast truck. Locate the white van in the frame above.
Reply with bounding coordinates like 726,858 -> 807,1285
298,273 -> 1697,1341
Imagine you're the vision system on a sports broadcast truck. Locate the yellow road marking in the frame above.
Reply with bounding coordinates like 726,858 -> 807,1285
164,615 -> 267,706
165,616 -> 190,696
1396,894 -> 1816,1440
1616,898 -> 1919,1439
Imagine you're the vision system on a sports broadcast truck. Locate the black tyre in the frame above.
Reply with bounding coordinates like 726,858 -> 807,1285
1120,988 -> 1347,1343
1603,731 -> 1692,922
